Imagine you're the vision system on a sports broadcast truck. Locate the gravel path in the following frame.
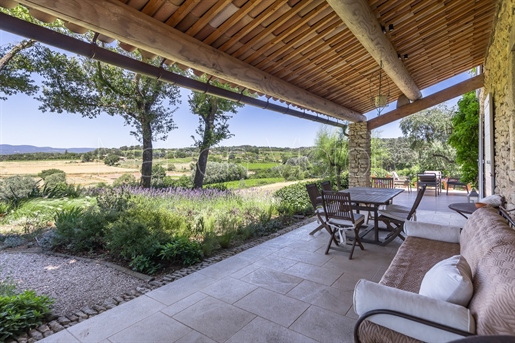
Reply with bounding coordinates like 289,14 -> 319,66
0,252 -> 146,316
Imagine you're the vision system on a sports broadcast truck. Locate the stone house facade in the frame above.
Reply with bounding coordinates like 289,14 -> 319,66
483,0 -> 515,209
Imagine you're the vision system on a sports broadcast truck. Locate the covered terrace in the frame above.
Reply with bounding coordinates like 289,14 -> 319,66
1,0 -> 513,342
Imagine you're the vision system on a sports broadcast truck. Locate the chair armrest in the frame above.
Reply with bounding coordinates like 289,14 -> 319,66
404,221 -> 461,243
353,280 -> 475,342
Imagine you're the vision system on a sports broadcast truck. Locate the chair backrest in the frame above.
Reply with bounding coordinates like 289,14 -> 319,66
321,181 -> 333,191
407,185 -> 427,220
391,171 -> 400,181
417,173 -> 437,183
371,177 -> 394,188
305,183 -> 321,208
424,170 -> 442,179
321,190 -> 356,223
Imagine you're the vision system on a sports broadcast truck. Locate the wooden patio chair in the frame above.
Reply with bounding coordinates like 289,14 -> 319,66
321,180 -> 333,191
371,177 -> 394,189
417,173 -> 439,196
321,190 -> 365,259
377,185 -> 427,246
391,171 -> 412,193
446,177 -> 470,195
306,183 -> 325,236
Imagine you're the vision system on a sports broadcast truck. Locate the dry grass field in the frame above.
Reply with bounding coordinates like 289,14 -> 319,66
0,160 -> 191,186
0,160 -> 139,186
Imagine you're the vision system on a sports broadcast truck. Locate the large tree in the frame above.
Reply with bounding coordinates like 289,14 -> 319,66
313,126 -> 348,190
188,77 -> 244,189
399,105 -> 458,176
37,50 -> 181,187
448,91 -> 479,184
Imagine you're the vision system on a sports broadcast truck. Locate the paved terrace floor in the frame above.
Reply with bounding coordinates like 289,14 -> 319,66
41,188 -> 469,343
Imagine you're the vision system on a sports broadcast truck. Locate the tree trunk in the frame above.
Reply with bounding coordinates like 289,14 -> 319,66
0,39 -> 36,71
193,101 -> 217,189
140,120 -> 153,188
336,165 -> 342,190
193,145 -> 210,189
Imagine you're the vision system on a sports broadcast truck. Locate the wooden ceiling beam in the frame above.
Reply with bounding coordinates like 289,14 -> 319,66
16,0 -> 365,122
326,0 -> 422,101
367,74 -> 484,130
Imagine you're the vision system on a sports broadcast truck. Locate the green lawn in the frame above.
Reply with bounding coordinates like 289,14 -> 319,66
238,162 -> 280,171
213,177 -> 284,189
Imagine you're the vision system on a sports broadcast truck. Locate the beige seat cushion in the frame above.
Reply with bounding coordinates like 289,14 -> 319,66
380,237 -> 460,293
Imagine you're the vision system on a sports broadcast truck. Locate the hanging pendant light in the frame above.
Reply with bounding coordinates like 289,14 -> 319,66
369,60 -> 390,116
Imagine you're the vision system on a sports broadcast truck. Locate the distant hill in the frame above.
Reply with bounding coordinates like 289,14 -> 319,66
0,144 -> 94,155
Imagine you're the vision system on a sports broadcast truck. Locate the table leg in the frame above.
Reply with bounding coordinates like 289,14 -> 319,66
456,211 -> 469,219
374,206 -> 379,242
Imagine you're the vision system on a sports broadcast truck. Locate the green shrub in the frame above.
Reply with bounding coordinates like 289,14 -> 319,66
54,207 -> 108,252
96,188 -> 134,213
104,154 -> 120,166
166,164 -> 176,172
370,167 -> 390,178
197,162 -> 247,185
38,169 -> 65,180
274,181 -> 315,215
44,172 -> 66,189
0,290 -> 53,341
159,236 -> 202,266
113,173 -> 137,187
0,175 -> 38,201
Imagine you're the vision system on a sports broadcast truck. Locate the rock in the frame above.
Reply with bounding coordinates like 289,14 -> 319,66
68,314 -> 79,322
29,330 -> 43,340
38,324 -> 50,333
149,281 -> 161,287
57,316 -> 71,325
92,305 -> 106,312
104,303 -> 117,310
43,331 -> 53,337
48,320 -> 64,332
28,339 -> 37,343
74,310 -> 88,319
114,296 -> 124,304
81,307 -> 98,316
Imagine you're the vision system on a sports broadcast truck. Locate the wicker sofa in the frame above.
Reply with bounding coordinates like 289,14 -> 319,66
353,207 -> 515,343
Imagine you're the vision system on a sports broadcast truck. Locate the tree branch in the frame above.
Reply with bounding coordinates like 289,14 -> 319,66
0,39 -> 36,72
433,153 -> 454,163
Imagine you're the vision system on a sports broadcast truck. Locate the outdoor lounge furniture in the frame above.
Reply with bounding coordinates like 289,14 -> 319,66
417,173 -> 440,196
353,206 -> 515,342
376,185 -> 426,246
447,177 -> 470,195
391,171 -> 412,193
321,190 -> 365,259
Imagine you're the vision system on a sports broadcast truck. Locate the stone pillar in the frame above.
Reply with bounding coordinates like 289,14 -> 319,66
348,122 -> 371,187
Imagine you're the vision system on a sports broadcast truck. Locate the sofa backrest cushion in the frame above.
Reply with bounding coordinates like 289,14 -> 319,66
460,207 -> 515,276
468,244 -> 515,335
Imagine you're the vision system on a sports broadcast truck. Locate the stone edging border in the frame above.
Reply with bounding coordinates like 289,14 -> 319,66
12,216 -> 316,343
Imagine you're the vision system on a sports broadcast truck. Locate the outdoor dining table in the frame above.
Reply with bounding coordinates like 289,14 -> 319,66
342,187 -> 404,244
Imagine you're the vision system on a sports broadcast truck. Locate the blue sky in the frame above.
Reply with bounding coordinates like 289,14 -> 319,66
0,30 -> 471,149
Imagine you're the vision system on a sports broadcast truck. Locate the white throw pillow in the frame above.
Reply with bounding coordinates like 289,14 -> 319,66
479,194 -> 503,207
419,255 -> 473,306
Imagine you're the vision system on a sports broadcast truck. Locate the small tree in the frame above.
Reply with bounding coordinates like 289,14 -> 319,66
188,77 -> 245,189
313,127 -> 348,190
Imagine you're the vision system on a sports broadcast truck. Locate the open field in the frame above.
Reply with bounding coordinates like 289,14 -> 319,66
0,160 -> 142,186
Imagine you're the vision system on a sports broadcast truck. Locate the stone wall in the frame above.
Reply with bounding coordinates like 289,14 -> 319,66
482,0 -> 515,208
348,122 -> 371,187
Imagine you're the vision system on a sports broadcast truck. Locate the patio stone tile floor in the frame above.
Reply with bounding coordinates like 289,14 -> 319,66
40,189 -> 468,343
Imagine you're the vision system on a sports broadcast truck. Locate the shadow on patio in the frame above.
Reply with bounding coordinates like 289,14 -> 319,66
40,188 -> 468,343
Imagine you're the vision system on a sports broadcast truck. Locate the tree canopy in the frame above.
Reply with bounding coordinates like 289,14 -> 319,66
37,48 -> 181,187
448,91 -> 479,184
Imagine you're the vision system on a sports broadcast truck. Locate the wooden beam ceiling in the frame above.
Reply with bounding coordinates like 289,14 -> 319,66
326,0 -> 422,101
367,74 -> 484,130
15,0 -> 366,122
